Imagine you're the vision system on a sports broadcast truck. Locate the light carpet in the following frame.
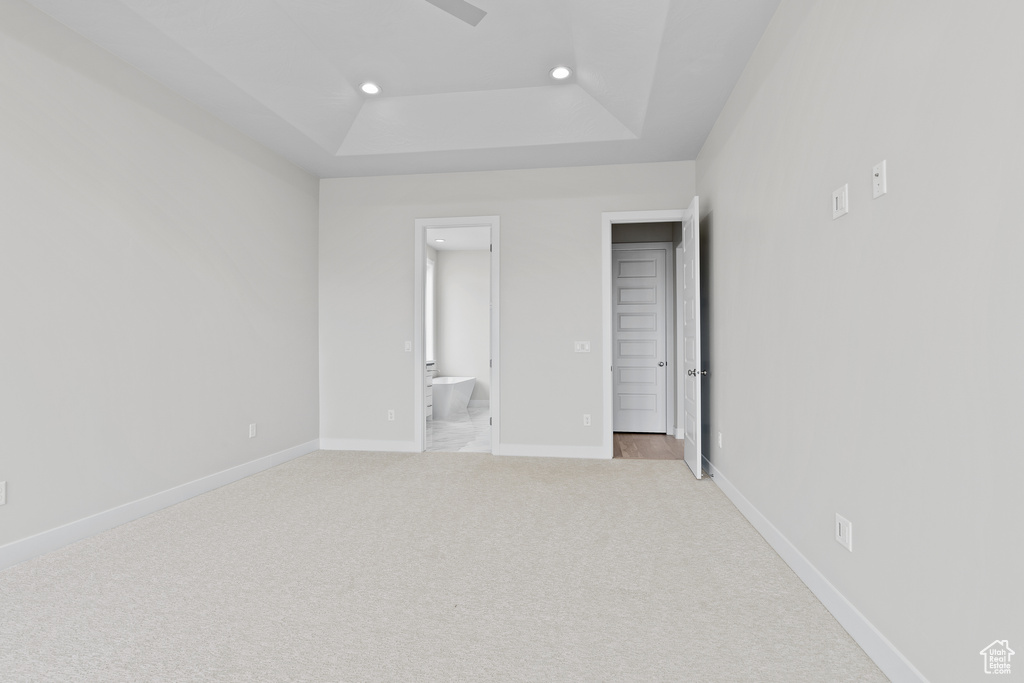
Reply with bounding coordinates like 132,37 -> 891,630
0,451 -> 887,682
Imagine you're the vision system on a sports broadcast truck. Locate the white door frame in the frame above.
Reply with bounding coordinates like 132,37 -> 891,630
414,215 -> 500,454
602,209 -> 687,457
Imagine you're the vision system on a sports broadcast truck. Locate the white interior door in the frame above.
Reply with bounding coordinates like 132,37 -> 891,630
680,197 -> 702,478
612,246 -> 667,433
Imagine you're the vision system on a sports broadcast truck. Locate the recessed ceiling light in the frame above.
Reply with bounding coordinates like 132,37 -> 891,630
550,66 -> 572,80
434,238 -> 446,243
360,82 -> 381,95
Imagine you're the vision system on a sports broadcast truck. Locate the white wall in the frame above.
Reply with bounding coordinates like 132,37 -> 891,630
0,2 -> 320,550
320,162 -> 694,452
436,250 -> 490,401
697,1 -> 1023,681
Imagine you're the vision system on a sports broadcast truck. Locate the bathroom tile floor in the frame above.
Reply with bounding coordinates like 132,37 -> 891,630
426,404 -> 491,453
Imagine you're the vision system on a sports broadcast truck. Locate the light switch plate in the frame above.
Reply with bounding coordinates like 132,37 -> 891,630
574,341 -> 591,353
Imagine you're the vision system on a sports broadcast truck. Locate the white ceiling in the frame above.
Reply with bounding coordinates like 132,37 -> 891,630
25,0 -> 781,178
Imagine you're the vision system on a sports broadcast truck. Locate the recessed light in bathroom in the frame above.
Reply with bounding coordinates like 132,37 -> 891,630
434,239 -> 446,243
360,82 -> 381,95
550,66 -> 572,80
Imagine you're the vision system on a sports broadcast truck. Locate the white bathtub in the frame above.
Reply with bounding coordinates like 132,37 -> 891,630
432,376 -> 475,420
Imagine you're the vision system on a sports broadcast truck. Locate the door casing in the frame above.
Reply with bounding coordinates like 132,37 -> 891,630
601,209 -> 688,459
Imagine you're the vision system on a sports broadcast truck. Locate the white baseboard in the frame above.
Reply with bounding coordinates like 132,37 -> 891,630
675,428 -> 685,440
268,439 -> 320,466
0,439 -> 320,572
319,438 -> 419,453
316,440 -> 609,460
498,443 -> 611,460
706,461 -> 929,683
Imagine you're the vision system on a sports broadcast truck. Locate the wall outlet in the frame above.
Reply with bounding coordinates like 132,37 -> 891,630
0,481 -> 6,506
873,160 -> 887,198
835,513 -> 853,551
404,341 -> 412,352
583,414 -> 592,426
248,423 -> 257,438
387,409 -> 395,421
717,431 -> 723,448
832,184 -> 849,219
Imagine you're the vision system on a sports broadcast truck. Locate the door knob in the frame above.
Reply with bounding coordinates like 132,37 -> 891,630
687,368 -> 707,376
658,361 -> 666,367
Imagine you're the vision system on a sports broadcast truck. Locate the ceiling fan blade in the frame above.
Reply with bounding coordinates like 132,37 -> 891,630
424,0 -> 487,26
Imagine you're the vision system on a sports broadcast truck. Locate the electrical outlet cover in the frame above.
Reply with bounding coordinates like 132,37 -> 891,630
873,160 -> 887,198
832,184 -> 849,219
835,513 -> 853,551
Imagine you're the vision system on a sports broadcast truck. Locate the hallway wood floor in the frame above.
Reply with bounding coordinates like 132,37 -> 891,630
613,432 -> 685,460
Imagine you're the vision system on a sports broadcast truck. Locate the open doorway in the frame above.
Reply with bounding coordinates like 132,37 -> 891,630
601,203 -> 703,475
414,216 -> 500,454
601,210 -> 681,463
610,224 -> 681,462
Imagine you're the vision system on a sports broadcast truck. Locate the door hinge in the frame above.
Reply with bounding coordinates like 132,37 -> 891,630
489,244 -> 492,252
489,417 -> 492,425
489,359 -> 492,367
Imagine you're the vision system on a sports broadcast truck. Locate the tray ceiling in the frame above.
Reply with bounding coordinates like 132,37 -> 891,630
25,0 -> 781,177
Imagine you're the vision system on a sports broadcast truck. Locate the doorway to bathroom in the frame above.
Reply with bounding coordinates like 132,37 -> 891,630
414,216 -> 500,454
